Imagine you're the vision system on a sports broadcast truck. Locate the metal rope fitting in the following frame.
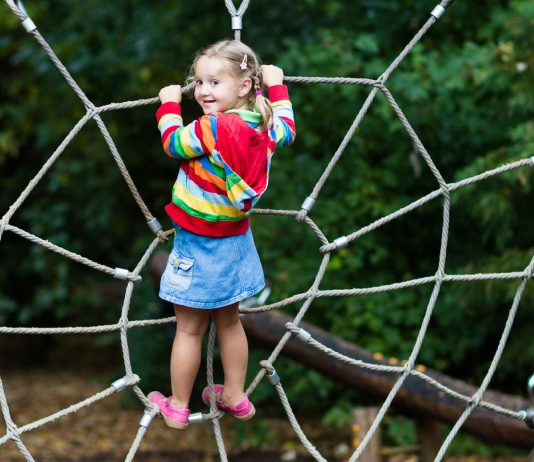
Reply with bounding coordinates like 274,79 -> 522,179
231,15 -> 242,30
111,377 -> 128,392
22,17 -> 36,32
301,196 -> 316,213
113,267 -> 130,280
139,412 -> 154,428
266,369 -> 281,385
333,235 -> 349,249
524,373 -> 534,428
188,412 -> 204,424
431,5 -> 446,19
16,0 -> 37,32
147,217 -> 162,234
296,328 -> 312,343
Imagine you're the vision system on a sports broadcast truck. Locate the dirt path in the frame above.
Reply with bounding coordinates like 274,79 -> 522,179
0,366 -> 349,462
0,337 -> 529,462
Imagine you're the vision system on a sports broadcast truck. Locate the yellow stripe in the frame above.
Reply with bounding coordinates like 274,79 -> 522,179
228,180 -> 249,203
173,182 -> 244,218
158,113 -> 182,130
271,100 -> 290,108
179,128 -> 198,158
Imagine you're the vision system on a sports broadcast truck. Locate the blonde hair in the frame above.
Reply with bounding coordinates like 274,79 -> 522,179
187,40 -> 273,131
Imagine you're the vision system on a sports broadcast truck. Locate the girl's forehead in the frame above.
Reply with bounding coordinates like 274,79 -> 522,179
195,56 -> 232,76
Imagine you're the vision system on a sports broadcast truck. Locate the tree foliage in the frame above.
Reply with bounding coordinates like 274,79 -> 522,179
1,0 -> 533,421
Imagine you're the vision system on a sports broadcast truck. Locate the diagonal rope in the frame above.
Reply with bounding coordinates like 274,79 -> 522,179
1,1 -> 532,462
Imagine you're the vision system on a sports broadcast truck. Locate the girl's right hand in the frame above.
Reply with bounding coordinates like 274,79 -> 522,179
159,85 -> 182,104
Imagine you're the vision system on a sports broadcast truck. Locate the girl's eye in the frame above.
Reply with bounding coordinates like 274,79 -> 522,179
212,80 -> 220,86
195,80 -> 202,86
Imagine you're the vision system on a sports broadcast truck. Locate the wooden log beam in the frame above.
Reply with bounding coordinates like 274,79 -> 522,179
241,310 -> 534,449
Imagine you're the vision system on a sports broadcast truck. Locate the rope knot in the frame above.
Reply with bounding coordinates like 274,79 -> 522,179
295,209 -> 308,223
435,269 -> 446,281
6,421 -> 20,440
259,360 -> 275,375
285,322 -> 299,336
156,230 -> 169,243
260,360 -> 281,386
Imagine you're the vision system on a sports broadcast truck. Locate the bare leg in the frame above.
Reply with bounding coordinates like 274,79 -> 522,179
211,302 -> 248,406
170,305 -> 209,409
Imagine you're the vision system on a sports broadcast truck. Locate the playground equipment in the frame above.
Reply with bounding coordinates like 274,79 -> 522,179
1,0 -> 533,461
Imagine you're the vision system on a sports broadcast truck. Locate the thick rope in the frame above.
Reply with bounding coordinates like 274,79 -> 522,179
1,1 -> 532,462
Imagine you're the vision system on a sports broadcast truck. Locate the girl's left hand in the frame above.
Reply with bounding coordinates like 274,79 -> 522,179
260,65 -> 284,87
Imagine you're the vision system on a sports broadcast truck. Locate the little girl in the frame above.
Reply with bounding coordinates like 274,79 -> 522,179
148,39 -> 296,429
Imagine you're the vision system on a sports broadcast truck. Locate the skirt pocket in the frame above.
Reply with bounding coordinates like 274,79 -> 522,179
165,250 -> 194,291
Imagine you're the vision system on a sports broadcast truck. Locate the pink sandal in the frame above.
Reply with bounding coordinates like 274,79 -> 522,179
148,391 -> 190,429
201,384 -> 255,421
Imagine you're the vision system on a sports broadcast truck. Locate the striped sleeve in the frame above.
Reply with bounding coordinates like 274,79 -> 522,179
156,103 -> 214,159
268,85 -> 296,148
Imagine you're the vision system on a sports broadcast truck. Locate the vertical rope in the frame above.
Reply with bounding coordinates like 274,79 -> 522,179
2,1 -> 531,462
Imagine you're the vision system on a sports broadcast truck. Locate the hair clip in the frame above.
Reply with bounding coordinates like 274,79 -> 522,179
255,90 -> 263,96
240,54 -> 248,70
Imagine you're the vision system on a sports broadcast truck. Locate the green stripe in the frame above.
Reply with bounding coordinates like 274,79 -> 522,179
225,109 -> 261,125
207,157 -> 225,176
226,172 -> 244,190
172,196 -> 250,222
172,127 -> 187,158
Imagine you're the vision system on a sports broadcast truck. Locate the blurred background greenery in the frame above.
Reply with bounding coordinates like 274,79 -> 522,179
1,0 -> 533,455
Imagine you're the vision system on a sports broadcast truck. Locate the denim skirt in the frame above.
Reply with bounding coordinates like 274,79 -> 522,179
159,225 -> 265,309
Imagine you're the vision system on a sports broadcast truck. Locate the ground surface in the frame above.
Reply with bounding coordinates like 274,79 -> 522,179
0,336 -> 530,462
0,364 -> 347,462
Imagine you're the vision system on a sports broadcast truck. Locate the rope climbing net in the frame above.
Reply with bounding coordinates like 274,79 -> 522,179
1,0 -> 533,461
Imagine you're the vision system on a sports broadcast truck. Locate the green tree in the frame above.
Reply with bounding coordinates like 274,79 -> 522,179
1,0 -> 533,436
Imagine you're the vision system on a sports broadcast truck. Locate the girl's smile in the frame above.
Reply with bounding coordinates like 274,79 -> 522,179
194,56 -> 251,114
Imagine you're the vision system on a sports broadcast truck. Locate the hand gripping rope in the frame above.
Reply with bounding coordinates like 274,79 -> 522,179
1,1 -> 533,462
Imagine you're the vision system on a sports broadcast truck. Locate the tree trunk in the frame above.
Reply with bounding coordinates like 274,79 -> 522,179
241,310 -> 534,449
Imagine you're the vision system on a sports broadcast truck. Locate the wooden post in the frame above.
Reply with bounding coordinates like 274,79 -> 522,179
416,416 -> 443,462
352,407 -> 381,462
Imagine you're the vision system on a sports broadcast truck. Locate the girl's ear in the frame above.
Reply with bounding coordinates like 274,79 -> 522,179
238,77 -> 252,97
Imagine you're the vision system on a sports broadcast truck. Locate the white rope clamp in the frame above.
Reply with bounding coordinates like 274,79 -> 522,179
147,217 -> 162,234
430,5 -> 446,19
113,268 -> 130,280
16,1 -> 37,32
22,17 -> 37,32
139,412 -> 154,428
521,374 -> 534,428
111,377 -> 128,392
296,328 -> 312,343
333,235 -> 349,249
188,412 -> 204,424
231,16 -> 242,31
529,155 -> 534,167
301,196 -> 316,213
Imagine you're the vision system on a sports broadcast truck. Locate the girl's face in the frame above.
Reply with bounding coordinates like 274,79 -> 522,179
194,56 -> 251,114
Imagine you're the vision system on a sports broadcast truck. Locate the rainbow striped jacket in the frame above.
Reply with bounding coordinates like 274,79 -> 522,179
156,84 -> 296,237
